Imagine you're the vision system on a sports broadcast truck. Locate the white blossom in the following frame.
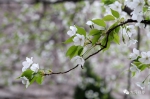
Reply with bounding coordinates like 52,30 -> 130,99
86,21 -> 93,26
22,57 -> 33,72
126,25 -> 136,37
109,1 -> 122,13
20,76 -> 30,88
139,51 -> 150,64
123,89 -> 129,94
127,39 -> 138,47
30,63 -> 39,73
136,82 -> 145,90
67,25 -> 77,37
73,34 -> 85,46
71,56 -> 85,66
129,48 -> 140,60
125,0 -> 134,9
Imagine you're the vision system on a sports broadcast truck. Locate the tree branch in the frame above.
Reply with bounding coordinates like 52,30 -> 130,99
85,19 -> 150,60
44,19 -> 150,76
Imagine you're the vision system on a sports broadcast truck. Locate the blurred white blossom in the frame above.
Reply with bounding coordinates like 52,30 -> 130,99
139,51 -> 150,64
129,48 -> 140,60
73,34 -> 85,46
71,56 -> 85,66
20,76 -> 30,88
22,57 -> 33,72
67,26 -> 77,37
30,63 -> 39,73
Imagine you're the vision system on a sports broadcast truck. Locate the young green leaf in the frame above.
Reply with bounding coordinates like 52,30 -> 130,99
78,47 -> 83,56
89,29 -> 102,36
92,19 -> 106,27
66,45 -> 78,58
103,15 -> 115,21
113,33 -> 120,44
75,25 -> 86,37
111,9 -> 120,18
21,69 -> 34,80
91,34 -> 101,45
36,75 -> 44,85
63,36 -> 75,44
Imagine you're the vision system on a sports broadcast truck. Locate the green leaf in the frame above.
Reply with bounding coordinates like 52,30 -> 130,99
66,45 -> 78,58
21,69 -> 34,80
103,15 -> 115,21
89,29 -> 102,36
113,32 -> 120,44
78,47 -> 83,56
102,0 -> 116,5
91,34 -> 101,45
36,75 -> 44,85
29,75 -> 37,85
111,9 -> 120,18
115,27 -> 120,33
76,26 -> 86,37
132,72 -> 136,77
92,19 -> 106,27
133,61 -> 147,71
63,36 -> 75,44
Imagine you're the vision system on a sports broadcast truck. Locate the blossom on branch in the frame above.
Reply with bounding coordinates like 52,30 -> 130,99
139,51 -> 150,64
67,25 -> 77,37
30,63 -> 39,73
86,21 -> 93,26
73,34 -> 85,46
71,56 -> 85,66
22,57 -> 33,72
20,76 -> 30,88
129,48 -> 140,60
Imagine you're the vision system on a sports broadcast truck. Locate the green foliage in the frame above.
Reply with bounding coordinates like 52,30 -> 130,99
64,36 -> 75,44
66,45 -> 83,58
92,19 -> 106,27
133,61 -> 147,71
21,69 -> 34,80
36,74 -> 44,84
66,45 -> 79,58
91,34 -> 101,45
103,15 -> 115,21
89,29 -> 102,36
111,9 -> 120,18
74,61 -> 114,99
76,25 -> 86,37
102,0 -> 116,5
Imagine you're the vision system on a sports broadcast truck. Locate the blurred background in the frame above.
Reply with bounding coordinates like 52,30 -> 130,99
0,0 -> 150,99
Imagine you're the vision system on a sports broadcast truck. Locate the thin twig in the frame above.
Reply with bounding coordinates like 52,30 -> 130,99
44,65 -> 79,76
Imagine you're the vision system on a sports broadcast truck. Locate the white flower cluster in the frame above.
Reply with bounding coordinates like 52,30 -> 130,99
125,0 -> 145,24
67,25 -> 85,47
22,57 -> 39,72
123,25 -> 138,47
67,26 -> 85,66
21,57 -> 40,88
130,48 -> 150,64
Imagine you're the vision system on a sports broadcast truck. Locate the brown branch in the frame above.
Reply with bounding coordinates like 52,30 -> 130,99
44,19 -> 150,76
44,65 -> 79,76
85,19 -> 150,60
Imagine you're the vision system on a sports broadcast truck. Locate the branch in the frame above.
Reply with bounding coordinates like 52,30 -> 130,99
44,19 -> 150,76
85,19 -> 150,60
44,65 -> 79,76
